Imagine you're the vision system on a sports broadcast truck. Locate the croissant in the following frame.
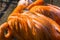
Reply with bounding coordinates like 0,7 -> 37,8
0,0 -> 60,40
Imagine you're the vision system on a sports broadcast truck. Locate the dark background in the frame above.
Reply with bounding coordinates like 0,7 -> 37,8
0,0 -> 60,25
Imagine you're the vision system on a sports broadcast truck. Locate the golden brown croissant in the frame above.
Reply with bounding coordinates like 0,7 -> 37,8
0,0 -> 60,40
0,4 -> 60,40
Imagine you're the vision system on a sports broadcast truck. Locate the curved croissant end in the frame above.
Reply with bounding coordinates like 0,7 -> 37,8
49,5 -> 60,25
0,22 -> 12,40
27,0 -> 44,9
